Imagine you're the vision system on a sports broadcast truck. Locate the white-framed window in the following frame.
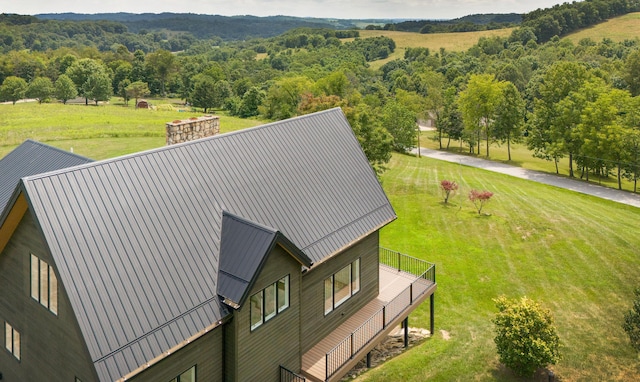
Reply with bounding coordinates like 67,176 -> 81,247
5,321 -> 20,360
30,254 -> 58,315
250,275 -> 290,331
170,365 -> 195,382
324,258 -> 360,315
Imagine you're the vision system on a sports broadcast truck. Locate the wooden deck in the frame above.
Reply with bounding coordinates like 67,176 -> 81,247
301,265 -> 436,382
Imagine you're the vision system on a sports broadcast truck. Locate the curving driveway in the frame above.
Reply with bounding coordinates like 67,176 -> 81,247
414,147 -> 640,209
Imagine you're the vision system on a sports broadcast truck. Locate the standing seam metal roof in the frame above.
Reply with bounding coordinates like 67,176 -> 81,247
0,139 -> 92,216
19,108 -> 396,381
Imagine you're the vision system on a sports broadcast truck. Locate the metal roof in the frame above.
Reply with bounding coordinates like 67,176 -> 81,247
218,211 -> 312,306
19,107 -> 396,381
0,139 -> 92,215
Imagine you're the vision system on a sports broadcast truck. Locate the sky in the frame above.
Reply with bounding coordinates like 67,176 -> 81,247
4,0 -> 572,20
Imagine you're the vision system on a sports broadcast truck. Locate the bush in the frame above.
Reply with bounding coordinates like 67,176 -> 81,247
493,296 -> 560,377
623,288 -> 640,352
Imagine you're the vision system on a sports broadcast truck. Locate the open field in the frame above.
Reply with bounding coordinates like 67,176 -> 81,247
564,12 -> 640,43
361,153 -> 640,381
0,100 -> 262,160
357,28 -> 514,69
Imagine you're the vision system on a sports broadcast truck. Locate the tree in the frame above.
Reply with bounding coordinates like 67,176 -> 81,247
458,74 -> 503,156
146,49 -> 176,97
238,86 -> 265,118
189,74 -> 217,113
438,86 -> 464,149
0,76 -> 27,104
468,189 -> 493,215
118,78 -> 131,105
66,58 -> 109,105
126,80 -> 150,108
382,99 -> 417,153
493,82 -> 524,161
440,180 -> 459,204
623,288 -> 640,352
54,74 -> 77,104
84,72 -> 112,106
624,49 -> 640,97
493,296 -> 560,377
262,76 -> 314,120
344,104 -> 393,176
26,76 -> 54,104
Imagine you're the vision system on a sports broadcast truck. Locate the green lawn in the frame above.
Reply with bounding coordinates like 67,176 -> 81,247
358,153 -> 640,381
0,100 -> 262,160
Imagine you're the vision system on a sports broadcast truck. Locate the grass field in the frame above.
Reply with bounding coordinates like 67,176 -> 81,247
0,100 -> 262,160
357,28 -> 514,69
358,153 -> 640,381
564,12 -> 640,43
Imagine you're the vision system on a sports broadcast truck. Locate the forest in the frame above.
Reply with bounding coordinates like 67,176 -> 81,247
2,0 -> 640,185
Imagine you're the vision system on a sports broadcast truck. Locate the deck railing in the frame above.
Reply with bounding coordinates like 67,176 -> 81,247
324,248 -> 436,380
280,365 -> 306,382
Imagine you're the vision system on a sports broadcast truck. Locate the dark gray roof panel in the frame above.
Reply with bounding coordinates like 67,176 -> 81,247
21,108 -> 395,381
218,212 -> 277,304
0,139 -> 92,213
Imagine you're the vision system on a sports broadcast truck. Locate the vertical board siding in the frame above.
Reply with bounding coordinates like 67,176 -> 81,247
300,232 -> 380,354
234,246 -> 303,381
0,212 -> 98,381
129,327 -> 224,382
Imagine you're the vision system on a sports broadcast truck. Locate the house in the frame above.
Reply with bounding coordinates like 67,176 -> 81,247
0,108 -> 436,382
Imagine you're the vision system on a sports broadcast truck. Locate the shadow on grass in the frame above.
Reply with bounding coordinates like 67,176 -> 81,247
490,364 -> 561,382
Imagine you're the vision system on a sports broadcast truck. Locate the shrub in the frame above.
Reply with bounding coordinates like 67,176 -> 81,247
623,288 -> 640,352
440,180 -> 459,204
469,189 -> 493,214
493,296 -> 560,377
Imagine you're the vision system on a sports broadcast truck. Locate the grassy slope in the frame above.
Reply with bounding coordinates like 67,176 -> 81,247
357,28 -> 514,69
0,100 -> 262,160
564,12 -> 640,43
358,153 -> 640,381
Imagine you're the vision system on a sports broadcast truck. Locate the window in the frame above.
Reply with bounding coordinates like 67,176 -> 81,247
250,275 -> 289,331
324,258 -> 360,315
31,254 -> 58,315
5,322 -> 20,360
170,365 -> 195,382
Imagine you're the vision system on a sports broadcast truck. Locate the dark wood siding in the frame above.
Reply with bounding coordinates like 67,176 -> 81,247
233,245 -> 303,381
300,232 -> 380,354
0,211 -> 98,381
129,326 -> 224,382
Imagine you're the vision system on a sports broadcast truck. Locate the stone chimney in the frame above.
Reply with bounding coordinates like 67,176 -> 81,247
166,115 -> 220,145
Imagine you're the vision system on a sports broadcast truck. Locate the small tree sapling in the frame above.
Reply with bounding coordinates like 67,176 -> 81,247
469,189 -> 493,214
440,180 -> 459,204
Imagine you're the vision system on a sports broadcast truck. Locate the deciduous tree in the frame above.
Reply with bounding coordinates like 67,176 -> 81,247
468,189 -> 493,215
440,180 -> 459,204
623,288 -> 640,352
0,76 -> 27,104
54,74 -> 77,104
26,76 -> 54,104
125,80 -> 149,107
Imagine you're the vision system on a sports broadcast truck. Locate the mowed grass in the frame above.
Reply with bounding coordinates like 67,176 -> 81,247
564,12 -> 640,43
356,153 -> 640,381
0,100 -> 263,160
356,28 -> 514,69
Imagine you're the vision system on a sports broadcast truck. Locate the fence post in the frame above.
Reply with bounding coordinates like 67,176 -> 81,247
430,293 -> 435,335
397,251 -> 401,271
350,333 -> 355,359
325,353 -> 329,381
410,282 -> 413,304
382,305 -> 386,327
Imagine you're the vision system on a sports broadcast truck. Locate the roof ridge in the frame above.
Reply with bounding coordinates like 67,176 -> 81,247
21,108 -> 344,183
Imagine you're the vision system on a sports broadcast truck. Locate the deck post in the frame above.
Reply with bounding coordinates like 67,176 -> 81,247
403,316 -> 409,348
366,351 -> 372,368
430,293 -> 435,335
